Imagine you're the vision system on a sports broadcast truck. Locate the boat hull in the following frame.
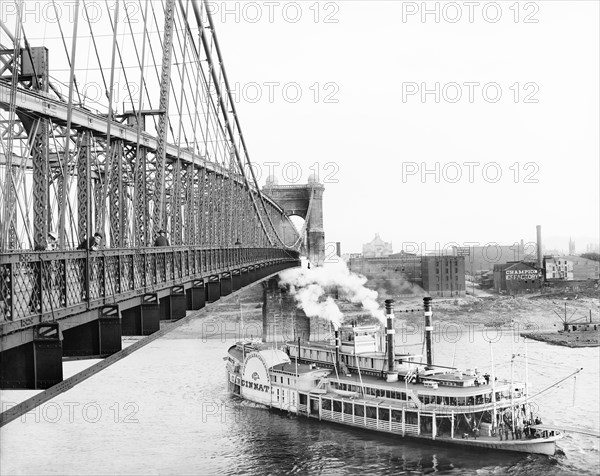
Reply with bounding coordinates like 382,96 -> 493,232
431,435 -> 558,456
227,383 -> 560,456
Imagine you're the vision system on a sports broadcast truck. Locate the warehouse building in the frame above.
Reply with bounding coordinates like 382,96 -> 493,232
493,261 -> 542,295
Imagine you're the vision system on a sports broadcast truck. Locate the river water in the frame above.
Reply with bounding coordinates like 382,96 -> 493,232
1,313 -> 598,475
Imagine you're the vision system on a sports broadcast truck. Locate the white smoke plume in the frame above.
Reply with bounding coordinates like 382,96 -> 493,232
279,257 -> 386,328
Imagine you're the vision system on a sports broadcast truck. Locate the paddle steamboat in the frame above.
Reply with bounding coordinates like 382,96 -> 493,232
225,297 -> 574,455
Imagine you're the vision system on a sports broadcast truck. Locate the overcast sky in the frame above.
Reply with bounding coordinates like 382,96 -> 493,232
3,1 -> 598,255
212,1 -> 599,254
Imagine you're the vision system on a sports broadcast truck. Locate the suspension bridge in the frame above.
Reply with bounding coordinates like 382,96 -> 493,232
0,0 -> 325,389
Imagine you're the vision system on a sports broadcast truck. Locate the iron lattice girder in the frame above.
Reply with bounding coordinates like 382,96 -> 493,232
0,83 -> 288,217
31,118 -> 48,249
1,91 -> 299,253
76,130 -> 90,243
152,0 -> 176,234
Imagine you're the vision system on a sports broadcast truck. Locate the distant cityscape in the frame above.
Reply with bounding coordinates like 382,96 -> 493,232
343,231 -> 600,297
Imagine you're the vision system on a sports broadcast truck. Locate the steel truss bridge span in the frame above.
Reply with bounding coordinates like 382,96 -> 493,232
0,0 -> 309,389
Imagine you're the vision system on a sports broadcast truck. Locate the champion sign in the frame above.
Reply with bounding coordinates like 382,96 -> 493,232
505,269 -> 539,281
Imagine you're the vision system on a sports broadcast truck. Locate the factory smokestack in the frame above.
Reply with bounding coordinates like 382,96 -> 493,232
536,225 -> 543,269
423,297 -> 433,368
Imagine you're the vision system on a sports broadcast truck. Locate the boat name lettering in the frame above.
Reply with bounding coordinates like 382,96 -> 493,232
241,379 -> 270,392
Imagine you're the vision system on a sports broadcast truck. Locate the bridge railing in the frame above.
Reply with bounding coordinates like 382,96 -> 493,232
0,247 -> 298,324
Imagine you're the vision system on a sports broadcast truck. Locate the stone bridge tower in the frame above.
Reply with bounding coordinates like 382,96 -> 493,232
263,175 -> 325,266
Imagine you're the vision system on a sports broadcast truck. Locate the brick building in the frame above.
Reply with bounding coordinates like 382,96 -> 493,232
421,256 -> 466,296
347,254 -> 466,296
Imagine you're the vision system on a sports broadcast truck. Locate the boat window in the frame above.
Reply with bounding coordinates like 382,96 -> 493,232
343,402 -> 353,414
405,411 -> 418,424
333,401 -> 342,412
354,404 -> 364,417
322,399 -> 331,410
299,394 -> 307,405
391,409 -> 402,422
366,406 -> 377,419
379,408 -> 389,420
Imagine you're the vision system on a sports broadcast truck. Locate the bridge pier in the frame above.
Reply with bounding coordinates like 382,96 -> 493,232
158,287 -> 186,321
186,280 -> 206,310
142,294 -> 161,334
220,272 -> 232,296
159,297 -> 171,321
170,286 -> 187,319
261,277 -> 310,343
232,269 -> 241,291
241,268 -> 250,287
122,295 -> 161,336
62,306 -> 122,357
0,323 -> 63,389
207,276 -> 220,302
257,264 -> 267,280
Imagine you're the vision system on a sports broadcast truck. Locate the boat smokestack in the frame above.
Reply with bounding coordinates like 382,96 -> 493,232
385,299 -> 395,372
536,225 -> 543,269
334,328 -> 340,371
423,297 -> 433,368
